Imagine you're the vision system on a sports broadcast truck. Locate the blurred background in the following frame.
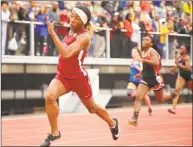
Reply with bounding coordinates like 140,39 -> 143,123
1,0 -> 192,115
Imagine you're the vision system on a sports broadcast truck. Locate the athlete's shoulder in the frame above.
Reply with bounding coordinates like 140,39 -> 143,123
76,31 -> 90,40
184,54 -> 190,60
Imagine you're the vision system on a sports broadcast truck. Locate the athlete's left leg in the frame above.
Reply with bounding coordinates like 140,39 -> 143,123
80,96 -> 120,140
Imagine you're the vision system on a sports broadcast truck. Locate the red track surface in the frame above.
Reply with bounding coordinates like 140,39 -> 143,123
2,104 -> 192,146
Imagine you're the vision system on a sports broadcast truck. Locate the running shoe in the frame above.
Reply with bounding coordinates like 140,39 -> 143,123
128,117 -> 137,126
40,132 -> 61,147
168,108 -> 176,114
148,108 -> 153,116
110,118 -> 120,140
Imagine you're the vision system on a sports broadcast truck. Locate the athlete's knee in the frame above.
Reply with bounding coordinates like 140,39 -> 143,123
87,105 -> 97,114
127,89 -> 134,97
45,93 -> 56,104
173,87 -> 181,94
170,89 -> 178,97
136,92 -> 144,101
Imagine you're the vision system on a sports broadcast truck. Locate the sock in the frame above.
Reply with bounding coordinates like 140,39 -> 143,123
134,111 -> 139,120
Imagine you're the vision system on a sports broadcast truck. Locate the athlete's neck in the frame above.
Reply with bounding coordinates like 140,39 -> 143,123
143,47 -> 150,53
180,53 -> 186,56
71,26 -> 85,34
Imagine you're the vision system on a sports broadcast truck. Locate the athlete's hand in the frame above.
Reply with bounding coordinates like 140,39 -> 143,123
46,16 -> 55,35
174,59 -> 179,66
135,57 -> 144,63
134,73 -> 142,80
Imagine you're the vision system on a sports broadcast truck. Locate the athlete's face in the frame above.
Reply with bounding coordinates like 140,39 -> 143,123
142,37 -> 152,50
132,49 -> 140,59
179,45 -> 187,55
69,11 -> 84,31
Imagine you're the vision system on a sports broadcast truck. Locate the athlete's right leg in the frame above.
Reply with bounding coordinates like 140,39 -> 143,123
127,82 -> 152,114
40,78 -> 69,147
45,79 -> 67,135
129,83 -> 150,126
168,76 -> 186,114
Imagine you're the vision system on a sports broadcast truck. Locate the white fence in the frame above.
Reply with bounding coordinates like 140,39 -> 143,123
2,20 -> 192,66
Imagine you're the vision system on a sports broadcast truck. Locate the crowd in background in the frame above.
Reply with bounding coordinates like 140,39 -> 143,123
1,0 -> 193,59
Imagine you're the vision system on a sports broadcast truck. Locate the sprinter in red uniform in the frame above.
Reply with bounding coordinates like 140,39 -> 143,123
40,5 -> 119,147
129,36 -> 178,126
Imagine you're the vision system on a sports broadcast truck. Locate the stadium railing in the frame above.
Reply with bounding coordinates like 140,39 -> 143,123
2,20 -> 192,66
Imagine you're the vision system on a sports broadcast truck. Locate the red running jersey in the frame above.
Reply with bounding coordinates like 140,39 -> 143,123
57,29 -> 88,79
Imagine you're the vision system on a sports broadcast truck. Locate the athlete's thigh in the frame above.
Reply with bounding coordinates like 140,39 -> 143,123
46,78 -> 69,100
175,76 -> 186,92
135,83 -> 150,99
80,95 -> 96,110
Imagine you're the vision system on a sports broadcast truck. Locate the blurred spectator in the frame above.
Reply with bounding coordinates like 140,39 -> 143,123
133,1 -> 141,17
187,20 -> 192,34
35,5 -> 48,56
1,1 -> 10,55
131,17 -> 141,46
154,2 -> 167,19
16,1 -> 36,56
101,1 -> 116,15
58,0 -> 65,10
153,0 -> 161,7
57,9 -> 70,38
183,1 -> 192,16
118,1 -> 127,11
152,14 -> 160,44
166,18 -> 175,33
124,13 -> 133,40
92,15 -> 108,57
122,13 -> 133,58
128,5 -> 135,21
110,14 -> 125,58
47,1 -> 60,56
140,1 -> 152,14
170,36 -> 179,59
173,15 -> 180,33
174,0 -> 183,16
63,1 -> 76,10
179,18 -> 189,34
165,0 -> 175,7
138,12 -> 147,32
144,14 -> 154,32
26,1 -> 36,21
2,0 -> 192,59
159,18 -> 169,59
166,18 -> 176,60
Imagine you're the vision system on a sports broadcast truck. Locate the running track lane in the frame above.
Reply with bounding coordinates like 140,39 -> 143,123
2,104 -> 192,146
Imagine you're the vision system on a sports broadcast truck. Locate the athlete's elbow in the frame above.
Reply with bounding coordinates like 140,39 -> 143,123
185,67 -> 191,71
